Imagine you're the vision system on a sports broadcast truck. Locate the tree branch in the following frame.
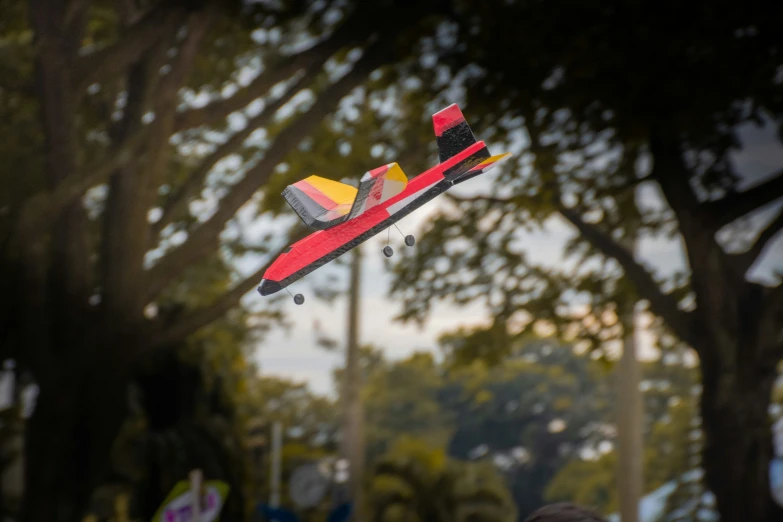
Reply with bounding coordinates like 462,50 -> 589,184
733,205 -> 783,273
116,0 -> 143,25
759,282 -> 783,360
448,191 -> 695,346
30,0 -> 94,332
20,129 -> 147,234
702,169 -> 783,229
101,10 -> 212,319
74,6 -> 183,94
145,38 -> 396,299
152,74 -> 307,237
557,205 -> 695,345
648,131 -> 710,234
173,50 -> 317,132
151,231 -> 306,347
152,267 -> 263,347
647,128 -> 740,291
171,2 -> 377,132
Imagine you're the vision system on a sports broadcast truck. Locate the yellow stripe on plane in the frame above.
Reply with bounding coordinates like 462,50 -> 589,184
476,152 -> 512,168
384,162 -> 408,185
303,175 -> 358,204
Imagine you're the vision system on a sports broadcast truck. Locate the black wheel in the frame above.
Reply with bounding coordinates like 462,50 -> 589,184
404,234 -> 415,247
293,294 -> 305,305
383,245 -> 394,258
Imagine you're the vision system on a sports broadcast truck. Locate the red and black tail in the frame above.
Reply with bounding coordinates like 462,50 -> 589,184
433,103 -> 479,163
432,104 -> 512,184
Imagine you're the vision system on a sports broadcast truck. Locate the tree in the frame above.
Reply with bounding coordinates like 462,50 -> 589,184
362,352 -> 454,463
387,2 -> 783,521
76,256 -> 265,521
358,339 -> 700,520
241,375 -> 340,522
89,321 -> 341,521
544,358 -> 703,518
367,436 -> 517,522
0,0 -> 453,520
439,338 -> 615,518
544,452 -> 618,516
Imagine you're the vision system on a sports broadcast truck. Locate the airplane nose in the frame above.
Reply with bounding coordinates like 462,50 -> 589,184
257,279 -> 282,296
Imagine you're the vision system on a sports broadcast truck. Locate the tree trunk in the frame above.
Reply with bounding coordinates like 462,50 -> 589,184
699,336 -> 783,522
21,347 -> 132,522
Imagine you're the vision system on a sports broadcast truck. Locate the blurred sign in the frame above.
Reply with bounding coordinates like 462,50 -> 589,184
773,418 -> 783,507
152,479 -> 229,522
771,458 -> 783,507
289,463 -> 329,509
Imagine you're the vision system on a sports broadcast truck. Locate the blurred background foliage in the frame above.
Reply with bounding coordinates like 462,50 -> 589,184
1,0 -> 782,521
19,333 -> 716,521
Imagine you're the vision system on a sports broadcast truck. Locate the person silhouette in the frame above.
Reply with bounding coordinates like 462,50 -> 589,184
523,503 -> 608,522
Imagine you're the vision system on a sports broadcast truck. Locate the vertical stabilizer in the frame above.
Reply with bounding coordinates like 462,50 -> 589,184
432,104 -> 478,163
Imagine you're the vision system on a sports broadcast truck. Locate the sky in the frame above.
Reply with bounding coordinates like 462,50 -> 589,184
247,117 -> 783,397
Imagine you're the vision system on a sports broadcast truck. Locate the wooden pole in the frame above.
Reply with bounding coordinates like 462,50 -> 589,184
616,235 -> 643,522
189,469 -> 203,522
341,247 -> 365,520
270,421 -> 283,508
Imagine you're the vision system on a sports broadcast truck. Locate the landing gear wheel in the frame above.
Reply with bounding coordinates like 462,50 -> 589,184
293,294 -> 305,305
404,234 -> 415,247
383,245 -> 394,258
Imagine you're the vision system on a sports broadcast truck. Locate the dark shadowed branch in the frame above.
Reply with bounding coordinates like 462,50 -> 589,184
19,128 -> 147,235
172,4 -> 375,132
141,9 -> 214,183
173,44 -> 322,132
735,205 -> 783,274
646,130 -> 742,305
75,6 -> 184,93
151,227 -> 307,347
703,169 -> 783,229
30,0 -> 95,322
760,282 -> 783,360
115,0 -> 146,25
153,75 -> 308,237
648,132 -> 710,234
101,10 -> 213,319
151,262 -> 268,347
556,205 -> 695,346
447,191 -> 696,346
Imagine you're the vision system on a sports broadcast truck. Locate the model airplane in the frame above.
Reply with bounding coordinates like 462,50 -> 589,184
257,103 -> 511,304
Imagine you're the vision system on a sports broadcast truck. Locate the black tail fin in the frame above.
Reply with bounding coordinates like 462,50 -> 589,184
433,104 -> 478,163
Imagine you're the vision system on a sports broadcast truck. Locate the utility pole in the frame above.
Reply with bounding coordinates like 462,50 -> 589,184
616,234 -> 643,522
270,421 -> 283,508
340,246 -> 365,520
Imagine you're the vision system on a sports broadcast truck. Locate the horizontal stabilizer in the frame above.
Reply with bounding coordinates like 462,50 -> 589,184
452,152 -> 513,185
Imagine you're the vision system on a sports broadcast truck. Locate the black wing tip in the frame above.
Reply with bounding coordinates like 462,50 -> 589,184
258,279 -> 282,296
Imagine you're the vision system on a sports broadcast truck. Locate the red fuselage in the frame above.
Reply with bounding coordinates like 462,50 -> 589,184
258,141 -> 487,296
